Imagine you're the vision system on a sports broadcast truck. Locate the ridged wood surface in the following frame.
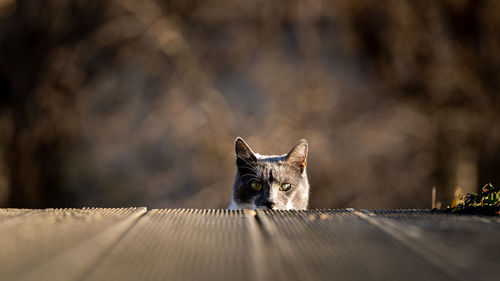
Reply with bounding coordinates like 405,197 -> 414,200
0,208 -> 498,281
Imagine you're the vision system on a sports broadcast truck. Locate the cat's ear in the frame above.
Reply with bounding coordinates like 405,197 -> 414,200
285,139 -> 308,173
235,137 -> 256,163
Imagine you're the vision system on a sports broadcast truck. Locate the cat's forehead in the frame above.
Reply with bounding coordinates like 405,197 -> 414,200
254,154 -> 290,177
255,154 -> 287,168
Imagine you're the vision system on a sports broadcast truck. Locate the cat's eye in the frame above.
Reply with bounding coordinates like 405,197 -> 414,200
280,183 -> 292,191
250,182 -> 262,191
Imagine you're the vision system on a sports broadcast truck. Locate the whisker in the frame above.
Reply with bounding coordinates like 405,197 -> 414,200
239,173 -> 261,184
245,178 -> 259,185
236,155 -> 261,176
240,174 -> 260,183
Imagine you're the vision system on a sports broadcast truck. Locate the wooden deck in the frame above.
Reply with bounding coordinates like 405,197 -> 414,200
0,208 -> 499,281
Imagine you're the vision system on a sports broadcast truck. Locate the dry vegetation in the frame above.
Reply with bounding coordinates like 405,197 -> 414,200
0,0 -> 499,209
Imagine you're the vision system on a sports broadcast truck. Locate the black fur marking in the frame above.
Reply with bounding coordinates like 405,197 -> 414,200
269,170 -> 274,183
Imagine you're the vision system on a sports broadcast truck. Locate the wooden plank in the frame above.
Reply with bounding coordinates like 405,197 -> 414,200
257,209 -> 451,281
0,208 -> 38,219
0,208 -> 146,281
83,209 -> 260,281
0,209 -> 43,228
359,209 -> 500,281
1,208 -> 498,281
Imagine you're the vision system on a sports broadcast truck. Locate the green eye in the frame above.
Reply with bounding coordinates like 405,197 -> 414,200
280,183 -> 292,191
250,182 -> 262,191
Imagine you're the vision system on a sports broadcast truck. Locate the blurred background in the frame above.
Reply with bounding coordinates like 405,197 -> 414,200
0,0 -> 499,209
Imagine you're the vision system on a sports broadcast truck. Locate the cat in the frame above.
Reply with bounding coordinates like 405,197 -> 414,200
229,137 -> 310,210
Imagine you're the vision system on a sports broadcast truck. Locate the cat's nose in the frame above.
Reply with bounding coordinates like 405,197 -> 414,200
263,201 -> 275,209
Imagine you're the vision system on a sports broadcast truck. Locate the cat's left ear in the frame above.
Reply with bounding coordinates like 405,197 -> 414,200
285,139 -> 308,173
235,137 -> 257,162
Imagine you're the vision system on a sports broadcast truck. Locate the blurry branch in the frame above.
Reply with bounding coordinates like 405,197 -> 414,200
0,0 -> 15,18
1,0 -> 500,208
112,0 -> 237,146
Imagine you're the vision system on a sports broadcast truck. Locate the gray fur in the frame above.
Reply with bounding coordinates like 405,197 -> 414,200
229,137 -> 310,210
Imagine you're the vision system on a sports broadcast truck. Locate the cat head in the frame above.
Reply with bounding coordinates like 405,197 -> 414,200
230,137 -> 310,210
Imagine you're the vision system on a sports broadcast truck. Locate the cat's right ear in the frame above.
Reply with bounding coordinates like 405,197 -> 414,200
235,137 -> 256,163
285,139 -> 308,173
